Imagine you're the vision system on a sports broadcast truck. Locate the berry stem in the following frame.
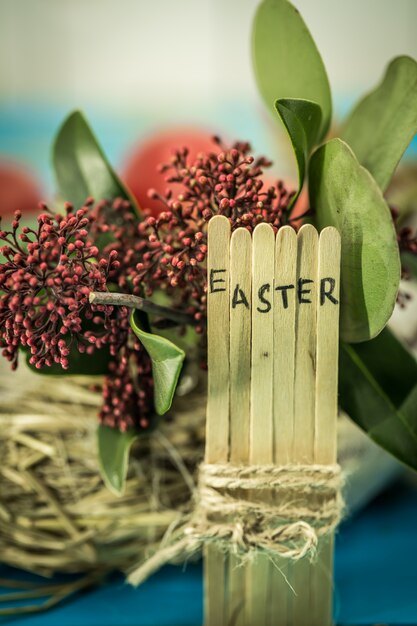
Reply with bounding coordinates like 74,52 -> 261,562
89,291 -> 196,326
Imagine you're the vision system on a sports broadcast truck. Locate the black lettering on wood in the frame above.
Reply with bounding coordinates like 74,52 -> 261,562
232,284 -> 250,309
210,269 -> 227,293
275,284 -> 295,309
257,283 -> 272,313
298,278 -> 313,303
320,277 -> 338,305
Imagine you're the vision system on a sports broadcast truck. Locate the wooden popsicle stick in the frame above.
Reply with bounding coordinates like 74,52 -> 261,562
205,215 -> 231,626
269,225 -> 298,625
315,227 -> 341,465
248,223 -> 275,626
206,214 -> 231,465
311,227 -> 341,626
229,228 -> 252,465
311,538 -> 334,626
291,224 -> 318,626
274,225 -> 297,464
204,548 -> 226,626
293,224 -> 318,463
250,223 -> 275,464
227,227 -> 252,626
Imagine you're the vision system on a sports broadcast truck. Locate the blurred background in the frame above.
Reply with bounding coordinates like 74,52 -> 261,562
1,0 -> 417,205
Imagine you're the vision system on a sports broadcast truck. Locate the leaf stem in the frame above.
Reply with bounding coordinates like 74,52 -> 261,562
89,291 -> 196,326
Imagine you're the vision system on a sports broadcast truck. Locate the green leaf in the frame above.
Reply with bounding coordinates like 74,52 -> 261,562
53,110 -> 138,212
348,326 -> 417,405
252,0 -> 332,142
130,311 -> 185,415
339,328 -> 417,471
341,56 -> 417,192
98,424 -> 139,496
275,98 -> 322,205
309,138 -> 401,343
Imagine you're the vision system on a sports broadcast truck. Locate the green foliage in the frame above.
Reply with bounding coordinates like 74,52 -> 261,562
402,252 -> 417,279
53,110 -> 138,211
341,56 -> 417,192
130,311 -> 185,415
275,98 -> 322,205
309,138 -> 401,343
252,0 -> 332,141
339,328 -> 417,471
97,424 -> 140,495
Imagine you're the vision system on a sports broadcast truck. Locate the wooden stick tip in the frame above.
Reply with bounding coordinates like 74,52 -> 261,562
297,223 -> 318,237
208,214 -> 231,230
253,222 -> 274,236
320,226 -> 341,243
231,226 -> 251,244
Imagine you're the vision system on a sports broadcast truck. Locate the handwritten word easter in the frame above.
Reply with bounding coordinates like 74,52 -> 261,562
209,270 -> 338,312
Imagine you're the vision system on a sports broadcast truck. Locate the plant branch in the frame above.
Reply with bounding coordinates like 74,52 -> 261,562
89,291 -> 196,326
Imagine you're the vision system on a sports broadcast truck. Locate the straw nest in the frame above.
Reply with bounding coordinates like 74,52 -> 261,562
0,360 -> 205,581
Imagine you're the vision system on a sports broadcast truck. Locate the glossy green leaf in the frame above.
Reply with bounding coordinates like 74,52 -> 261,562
98,424 -> 139,496
53,110 -> 138,212
275,98 -> 322,205
341,56 -> 417,192
339,328 -> 417,471
252,0 -> 332,141
130,311 -> 185,415
310,138 -> 400,342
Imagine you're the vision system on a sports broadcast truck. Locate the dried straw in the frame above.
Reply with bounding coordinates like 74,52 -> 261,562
0,360 -> 205,584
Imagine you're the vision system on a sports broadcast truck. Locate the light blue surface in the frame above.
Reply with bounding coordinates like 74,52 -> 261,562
0,102 -> 267,196
1,482 -> 417,625
1,103 -> 416,200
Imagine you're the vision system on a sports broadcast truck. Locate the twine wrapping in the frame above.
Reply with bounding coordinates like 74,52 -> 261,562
128,461 -> 343,586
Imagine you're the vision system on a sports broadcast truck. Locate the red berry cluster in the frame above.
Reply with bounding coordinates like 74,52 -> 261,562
0,204 -> 119,370
90,198 -> 148,295
100,342 -> 154,431
132,139 -> 298,328
398,225 -> 417,269
391,207 -> 417,307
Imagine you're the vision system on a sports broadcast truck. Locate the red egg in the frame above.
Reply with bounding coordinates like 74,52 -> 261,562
121,128 -> 217,216
0,161 -> 43,217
